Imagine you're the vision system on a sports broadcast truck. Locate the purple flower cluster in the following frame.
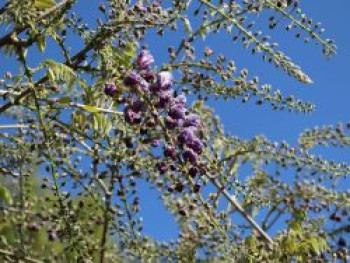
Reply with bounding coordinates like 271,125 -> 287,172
106,49 -> 205,174
104,83 -> 118,97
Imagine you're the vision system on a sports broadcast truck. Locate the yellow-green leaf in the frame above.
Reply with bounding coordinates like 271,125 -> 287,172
183,18 -> 192,34
57,95 -> 71,105
0,186 -> 13,205
79,105 -> 101,113
42,59 -> 76,88
36,35 -> 46,53
34,0 -> 57,9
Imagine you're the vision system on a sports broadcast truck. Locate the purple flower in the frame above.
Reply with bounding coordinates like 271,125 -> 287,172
141,70 -> 155,82
164,146 -> 177,159
124,72 -> 142,86
173,94 -> 187,106
104,83 -> 118,97
157,71 -> 173,90
188,138 -> 204,154
184,113 -> 201,128
183,149 -> 198,164
48,230 -> 58,241
158,89 -> 174,108
137,50 -> 154,69
165,116 -> 178,130
178,127 -> 197,145
189,166 -> 198,177
152,139 -> 160,147
158,162 -> 168,174
27,223 -> 39,231
150,83 -> 161,93
169,104 -> 186,120
124,107 -> 141,125
131,100 -> 146,113
139,78 -> 150,91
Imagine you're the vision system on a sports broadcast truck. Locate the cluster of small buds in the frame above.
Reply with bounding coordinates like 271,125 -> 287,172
104,49 -> 205,174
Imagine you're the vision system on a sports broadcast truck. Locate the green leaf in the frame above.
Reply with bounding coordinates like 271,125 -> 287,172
94,113 -> 112,135
183,18 -> 192,34
36,35 -> 47,53
79,105 -> 101,113
245,235 -> 257,249
0,186 -> 13,205
34,0 -> 57,9
72,112 -> 86,132
46,68 -> 55,82
124,42 -> 136,59
42,59 -> 77,88
57,95 -> 71,105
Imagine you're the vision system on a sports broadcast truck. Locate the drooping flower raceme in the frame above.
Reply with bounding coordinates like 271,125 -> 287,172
116,49 -> 204,173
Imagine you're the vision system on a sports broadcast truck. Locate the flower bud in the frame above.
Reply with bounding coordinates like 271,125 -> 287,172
173,94 -> 187,106
158,89 -> 174,108
124,72 -> 142,86
188,138 -> 204,154
165,116 -> 180,130
169,104 -> 186,120
183,149 -> 198,164
184,113 -> 201,127
158,162 -> 168,174
164,146 -> 177,159
124,107 -> 141,125
104,83 -> 118,97
178,127 -> 196,145
152,139 -> 160,147
137,50 -> 154,69
157,71 -> 173,90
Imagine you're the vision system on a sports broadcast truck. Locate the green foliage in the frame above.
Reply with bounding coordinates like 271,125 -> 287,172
0,186 -> 12,205
34,0 -> 57,9
41,59 -> 77,88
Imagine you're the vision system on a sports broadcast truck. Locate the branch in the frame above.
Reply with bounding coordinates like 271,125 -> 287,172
0,124 -> 28,129
265,0 -> 336,56
329,224 -> 350,236
199,0 -> 313,84
209,177 -> 274,244
0,0 -> 74,47
0,20 -> 119,114
0,249 -> 43,263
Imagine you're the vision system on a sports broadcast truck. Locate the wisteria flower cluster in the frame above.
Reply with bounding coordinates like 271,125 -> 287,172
105,50 -> 204,175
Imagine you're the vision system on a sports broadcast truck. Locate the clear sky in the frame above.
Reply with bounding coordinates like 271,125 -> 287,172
0,0 -> 349,242
138,0 -> 350,240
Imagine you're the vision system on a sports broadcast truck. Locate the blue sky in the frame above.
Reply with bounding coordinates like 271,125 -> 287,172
139,0 -> 350,240
0,0 -> 349,242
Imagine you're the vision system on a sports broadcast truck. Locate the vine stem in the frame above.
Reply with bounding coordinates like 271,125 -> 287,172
31,88 -> 74,240
209,176 -> 274,245
99,162 -> 116,263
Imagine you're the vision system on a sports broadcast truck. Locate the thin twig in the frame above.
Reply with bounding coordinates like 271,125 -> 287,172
209,176 -> 274,244
0,124 -> 29,129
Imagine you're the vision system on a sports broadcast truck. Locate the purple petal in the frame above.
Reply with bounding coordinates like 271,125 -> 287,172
157,71 -> 173,90
184,113 -> 201,128
104,83 -> 118,97
183,149 -> 198,164
137,50 -> 154,69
